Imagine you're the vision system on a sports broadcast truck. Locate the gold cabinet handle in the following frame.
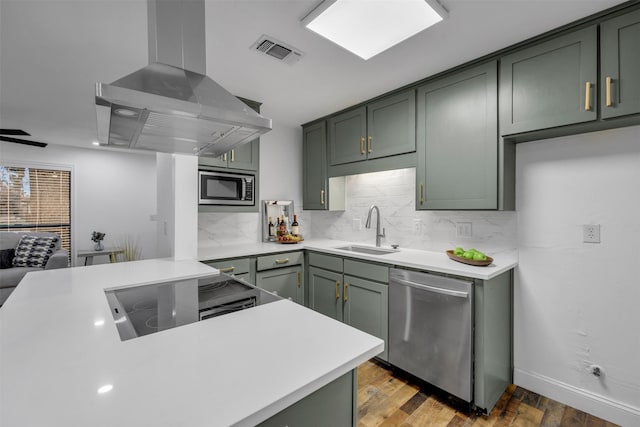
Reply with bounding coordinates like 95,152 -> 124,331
219,266 -> 235,273
297,272 -> 302,288
321,189 -> 325,205
360,137 -> 365,155
367,136 -> 372,153
222,152 -> 227,162
343,283 -> 348,302
230,149 -> 235,162
275,258 -> 289,265
419,183 -> 424,204
584,81 -> 592,111
606,76 -> 612,107
335,281 -> 340,300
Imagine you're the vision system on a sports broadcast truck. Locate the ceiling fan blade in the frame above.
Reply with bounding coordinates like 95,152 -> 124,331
0,136 -> 47,147
0,129 -> 31,136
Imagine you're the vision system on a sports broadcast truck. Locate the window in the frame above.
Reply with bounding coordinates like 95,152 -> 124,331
0,166 -> 71,257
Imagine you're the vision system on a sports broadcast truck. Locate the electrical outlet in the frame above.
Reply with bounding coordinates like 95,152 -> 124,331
413,219 -> 423,234
583,224 -> 600,243
352,218 -> 362,231
456,222 -> 472,238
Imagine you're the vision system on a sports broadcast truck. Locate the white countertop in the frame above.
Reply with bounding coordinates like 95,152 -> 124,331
0,258 -> 383,427
200,239 -> 517,280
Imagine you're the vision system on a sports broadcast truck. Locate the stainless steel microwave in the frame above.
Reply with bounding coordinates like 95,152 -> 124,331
199,170 -> 255,206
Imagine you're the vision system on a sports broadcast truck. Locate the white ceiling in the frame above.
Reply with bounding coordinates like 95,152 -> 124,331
0,0 -> 628,150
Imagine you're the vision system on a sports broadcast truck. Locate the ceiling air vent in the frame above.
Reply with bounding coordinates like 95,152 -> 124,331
251,35 -> 304,65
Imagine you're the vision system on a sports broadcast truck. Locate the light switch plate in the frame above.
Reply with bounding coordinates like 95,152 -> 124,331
583,224 -> 600,243
456,222 -> 472,238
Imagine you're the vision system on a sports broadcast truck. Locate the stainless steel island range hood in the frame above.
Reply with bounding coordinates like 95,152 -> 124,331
95,0 -> 271,157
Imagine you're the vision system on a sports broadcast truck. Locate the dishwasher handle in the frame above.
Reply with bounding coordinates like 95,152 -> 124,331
393,277 -> 469,298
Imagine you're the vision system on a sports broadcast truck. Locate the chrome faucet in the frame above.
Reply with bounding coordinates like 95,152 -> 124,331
365,205 -> 386,247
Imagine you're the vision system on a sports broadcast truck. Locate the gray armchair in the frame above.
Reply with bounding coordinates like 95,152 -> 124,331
0,231 -> 69,306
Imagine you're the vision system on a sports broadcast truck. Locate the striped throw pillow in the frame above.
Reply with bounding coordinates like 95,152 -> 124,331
12,235 -> 59,268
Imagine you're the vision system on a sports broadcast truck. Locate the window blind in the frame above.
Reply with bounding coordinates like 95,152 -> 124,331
0,166 -> 71,256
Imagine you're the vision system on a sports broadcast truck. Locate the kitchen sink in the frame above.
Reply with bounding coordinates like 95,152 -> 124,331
334,245 -> 398,255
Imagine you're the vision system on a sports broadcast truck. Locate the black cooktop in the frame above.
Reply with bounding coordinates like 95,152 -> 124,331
105,273 -> 280,341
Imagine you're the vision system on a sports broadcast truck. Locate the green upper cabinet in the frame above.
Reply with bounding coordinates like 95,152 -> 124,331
328,107 -> 366,165
198,97 -> 261,171
416,61 -> 499,210
601,8 -> 640,119
366,90 -> 416,160
302,121 -> 328,210
328,89 -> 416,166
199,139 -> 259,171
500,25 -> 598,135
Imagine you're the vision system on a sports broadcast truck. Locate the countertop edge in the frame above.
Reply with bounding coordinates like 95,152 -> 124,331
199,240 -> 517,280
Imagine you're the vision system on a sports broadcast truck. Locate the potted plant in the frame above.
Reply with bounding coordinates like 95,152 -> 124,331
91,231 -> 105,251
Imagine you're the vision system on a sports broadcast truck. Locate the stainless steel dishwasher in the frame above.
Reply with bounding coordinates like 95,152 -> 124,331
389,268 -> 473,402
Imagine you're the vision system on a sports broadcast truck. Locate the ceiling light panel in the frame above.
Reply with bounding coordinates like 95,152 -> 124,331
303,0 -> 447,60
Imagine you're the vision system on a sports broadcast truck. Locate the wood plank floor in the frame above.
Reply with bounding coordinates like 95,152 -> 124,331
357,360 -> 620,427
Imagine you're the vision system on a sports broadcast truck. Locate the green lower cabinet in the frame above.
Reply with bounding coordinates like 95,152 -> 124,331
416,61 -> 498,210
256,265 -> 304,305
601,8 -> 640,119
257,370 -> 356,427
473,271 -> 513,412
308,257 -> 389,362
203,257 -> 255,285
308,266 -> 343,321
342,275 -> 389,361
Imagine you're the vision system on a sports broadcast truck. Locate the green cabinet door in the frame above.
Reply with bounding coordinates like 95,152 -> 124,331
198,152 -> 228,168
417,61 -> 498,210
308,266 -> 343,321
343,275 -> 389,361
601,8 -> 640,119
257,370 -> 356,427
328,107 -> 367,166
303,121 -> 328,210
500,25 -> 597,135
366,89 -> 416,160
227,139 -> 259,170
256,265 -> 303,305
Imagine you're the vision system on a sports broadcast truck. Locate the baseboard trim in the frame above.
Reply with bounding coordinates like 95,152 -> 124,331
514,368 -> 640,427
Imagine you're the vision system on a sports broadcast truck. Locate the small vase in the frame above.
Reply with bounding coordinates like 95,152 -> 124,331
94,241 -> 104,251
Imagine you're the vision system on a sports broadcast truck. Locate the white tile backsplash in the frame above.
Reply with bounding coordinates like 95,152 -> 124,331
307,168 -> 517,256
199,167 -> 517,256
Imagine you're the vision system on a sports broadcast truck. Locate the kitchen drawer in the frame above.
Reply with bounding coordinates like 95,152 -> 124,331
257,251 -> 303,271
204,257 -> 252,275
308,252 -> 343,272
344,259 -> 388,283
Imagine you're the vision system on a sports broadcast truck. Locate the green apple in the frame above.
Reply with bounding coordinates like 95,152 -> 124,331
473,252 -> 487,261
463,251 -> 475,259
454,247 -> 465,256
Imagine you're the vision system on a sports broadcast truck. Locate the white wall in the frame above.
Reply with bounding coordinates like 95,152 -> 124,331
515,125 -> 640,426
2,143 -> 157,265
198,120 -> 304,247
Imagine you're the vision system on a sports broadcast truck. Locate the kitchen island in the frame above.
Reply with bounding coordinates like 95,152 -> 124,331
0,258 -> 383,427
